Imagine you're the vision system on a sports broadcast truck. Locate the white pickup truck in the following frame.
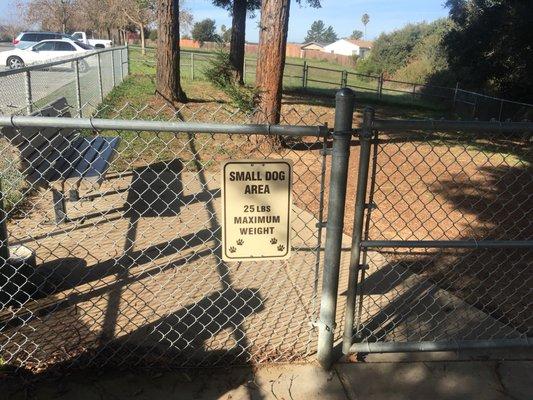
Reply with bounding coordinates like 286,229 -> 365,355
71,32 -> 113,48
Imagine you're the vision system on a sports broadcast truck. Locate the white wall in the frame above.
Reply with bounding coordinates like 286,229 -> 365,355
322,39 -> 360,56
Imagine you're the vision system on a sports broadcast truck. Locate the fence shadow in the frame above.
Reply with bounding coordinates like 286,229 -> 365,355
115,287 -> 265,365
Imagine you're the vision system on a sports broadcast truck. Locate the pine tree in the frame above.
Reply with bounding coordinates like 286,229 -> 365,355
304,20 -> 325,42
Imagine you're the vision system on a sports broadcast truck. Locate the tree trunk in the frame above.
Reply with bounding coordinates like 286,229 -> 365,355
156,0 -> 187,104
140,23 -> 146,56
255,0 -> 290,126
229,0 -> 246,85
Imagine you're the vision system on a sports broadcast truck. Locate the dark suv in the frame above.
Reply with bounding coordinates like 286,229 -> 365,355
13,32 -> 75,49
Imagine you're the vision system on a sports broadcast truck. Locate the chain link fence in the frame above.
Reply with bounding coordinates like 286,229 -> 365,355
0,99 -> 341,372
0,74 -> 531,373
342,114 -> 532,354
130,45 -> 532,121
0,46 -> 128,117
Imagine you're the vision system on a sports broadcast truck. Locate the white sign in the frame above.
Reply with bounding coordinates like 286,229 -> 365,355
221,159 -> 292,262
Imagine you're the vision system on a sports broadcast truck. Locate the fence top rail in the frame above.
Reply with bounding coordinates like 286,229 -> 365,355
0,115 -> 329,137
346,71 -> 380,79
383,78 -> 455,92
371,118 -> 533,133
456,89 -> 533,107
0,46 -> 127,78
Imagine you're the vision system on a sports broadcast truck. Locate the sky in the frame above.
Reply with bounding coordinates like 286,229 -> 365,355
186,0 -> 450,42
0,0 -> 450,43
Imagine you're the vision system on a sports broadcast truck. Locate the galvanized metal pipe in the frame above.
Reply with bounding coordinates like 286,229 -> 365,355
110,49 -> 116,87
126,43 -> 130,76
74,60 -> 82,118
96,52 -> 104,102
361,240 -> 533,249
350,338 -> 531,354
372,119 -> 533,133
342,107 -> 374,355
0,115 -> 329,137
24,70 -> 32,115
0,180 -> 9,262
317,88 -> 355,369
119,48 -> 124,82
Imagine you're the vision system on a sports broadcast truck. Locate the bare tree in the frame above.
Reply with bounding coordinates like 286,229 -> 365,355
156,0 -> 187,104
179,4 -> 194,35
120,0 -> 155,55
0,1 -> 25,40
24,0 -> 78,33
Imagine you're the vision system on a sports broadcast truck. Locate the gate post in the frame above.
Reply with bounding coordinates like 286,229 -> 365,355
317,88 -> 354,368
0,180 -> 9,263
74,60 -> 83,117
342,107 -> 374,355
96,52 -> 104,102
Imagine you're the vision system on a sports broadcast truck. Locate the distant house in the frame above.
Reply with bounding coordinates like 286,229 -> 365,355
300,42 -> 328,51
322,39 -> 373,58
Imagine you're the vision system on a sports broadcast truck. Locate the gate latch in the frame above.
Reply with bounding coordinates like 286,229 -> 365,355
365,202 -> 377,210
358,264 -> 369,271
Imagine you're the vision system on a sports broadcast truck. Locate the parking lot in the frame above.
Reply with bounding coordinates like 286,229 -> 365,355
0,41 -> 74,112
0,43 -> 118,115
0,42 -> 12,70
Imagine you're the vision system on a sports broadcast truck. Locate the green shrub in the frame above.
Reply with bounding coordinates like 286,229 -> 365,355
356,18 -> 452,82
149,30 -> 157,41
204,50 -> 260,114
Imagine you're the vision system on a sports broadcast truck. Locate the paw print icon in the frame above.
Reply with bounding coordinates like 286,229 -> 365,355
270,238 -> 278,245
236,239 -> 244,246
277,244 -> 285,252
229,246 -> 237,253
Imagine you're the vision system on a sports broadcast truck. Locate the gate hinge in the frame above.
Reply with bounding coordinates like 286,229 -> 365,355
320,148 -> 332,156
315,221 -> 327,228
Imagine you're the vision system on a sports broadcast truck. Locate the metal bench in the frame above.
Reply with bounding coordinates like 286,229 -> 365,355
1,98 -> 120,223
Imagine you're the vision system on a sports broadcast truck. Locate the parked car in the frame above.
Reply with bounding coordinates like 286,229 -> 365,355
0,39 -> 94,70
71,32 -> 112,48
12,31 -> 75,49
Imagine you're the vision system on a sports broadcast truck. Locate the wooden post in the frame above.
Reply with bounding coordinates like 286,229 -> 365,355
377,73 -> 384,99
341,70 -> 347,88
453,81 -> 459,107
191,52 -> 194,81
498,99 -> 504,121
0,180 -> 9,262
302,61 -> 307,88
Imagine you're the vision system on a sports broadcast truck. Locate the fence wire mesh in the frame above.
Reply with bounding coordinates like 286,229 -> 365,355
350,123 -> 532,348
0,100 -> 336,372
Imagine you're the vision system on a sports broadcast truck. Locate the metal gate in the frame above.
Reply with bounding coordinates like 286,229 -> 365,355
340,109 -> 533,357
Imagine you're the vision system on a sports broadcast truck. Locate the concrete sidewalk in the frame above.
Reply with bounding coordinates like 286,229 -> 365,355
3,351 -> 532,400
